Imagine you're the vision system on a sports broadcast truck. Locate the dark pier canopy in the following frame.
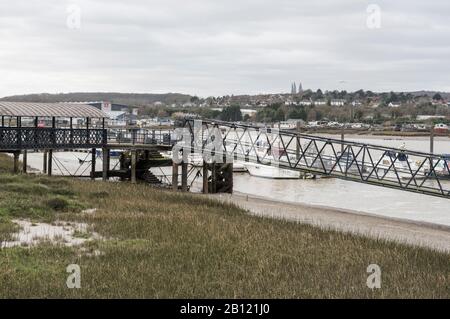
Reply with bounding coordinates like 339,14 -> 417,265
0,102 -> 108,150
0,102 -> 106,119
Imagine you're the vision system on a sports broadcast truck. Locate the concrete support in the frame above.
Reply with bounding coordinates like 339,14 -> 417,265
102,148 -> 109,181
91,148 -> 96,180
22,150 -> 27,173
202,162 -> 209,194
430,127 -> 435,154
47,150 -> 53,176
172,163 -> 179,191
43,151 -> 48,174
181,162 -> 188,192
131,149 -> 137,184
13,152 -> 20,174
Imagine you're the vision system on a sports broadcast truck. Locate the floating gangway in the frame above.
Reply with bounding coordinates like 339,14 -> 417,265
177,119 -> 450,199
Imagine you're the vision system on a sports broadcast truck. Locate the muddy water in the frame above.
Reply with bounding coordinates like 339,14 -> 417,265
18,135 -> 450,227
233,135 -> 450,227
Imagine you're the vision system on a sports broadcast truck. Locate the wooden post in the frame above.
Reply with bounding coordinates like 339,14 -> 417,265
226,163 -> 233,194
211,163 -> 216,193
202,162 -> 209,194
13,152 -> 20,174
131,149 -> 137,184
91,148 -> 96,180
341,127 -> 345,153
172,163 -> 179,191
43,151 -> 48,174
430,126 -> 434,154
119,152 -> 125,181
181,162 -> 188,192
47,150 -> 53,176
296,121 -> 301,160
102,148 -> 109,181
22,150 -> 27,173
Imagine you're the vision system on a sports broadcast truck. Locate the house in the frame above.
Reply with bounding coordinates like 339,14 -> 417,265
299,100 -> 313,106
104,111 -> 137,126
388,102 -> 401,108
314,100 -> 327,106
241,109 -> 258,117
331,99 -> 345,107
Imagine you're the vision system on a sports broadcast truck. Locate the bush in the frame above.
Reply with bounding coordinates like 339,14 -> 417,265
45,197 -> 70,211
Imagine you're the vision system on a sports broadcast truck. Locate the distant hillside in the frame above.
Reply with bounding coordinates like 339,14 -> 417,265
408,91 -> 450,99
0,92 -> 193,106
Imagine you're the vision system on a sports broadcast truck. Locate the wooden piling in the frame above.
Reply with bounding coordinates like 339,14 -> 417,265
202,162 -> 209,194
131,149 -> 137,184
296,121 -> 301,160
43,151 -> 48,174
102,148 -> 109,181
172,163 -> 179,191
47,150 -> 53,176
13,152 -> 20,174
22,150 -> 27,173
91,148 -> 96,180
430,127 -> 434,154
181,162 -> 188,192
211,163 -> 216,194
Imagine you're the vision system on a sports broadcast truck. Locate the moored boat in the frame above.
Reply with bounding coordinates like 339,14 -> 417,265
434,123 -> 449,134
244,162 -> 301,179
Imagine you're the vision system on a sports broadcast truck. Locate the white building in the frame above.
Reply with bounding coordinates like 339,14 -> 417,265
314,100 -> 327,106
388,102 -> 401,108
331,99 -> 346,107
299,100 -> 313,106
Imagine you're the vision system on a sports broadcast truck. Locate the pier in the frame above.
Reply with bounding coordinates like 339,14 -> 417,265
1,102 -> 449,199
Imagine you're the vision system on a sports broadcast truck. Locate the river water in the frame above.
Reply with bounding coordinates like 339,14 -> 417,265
18,134 -> 450,227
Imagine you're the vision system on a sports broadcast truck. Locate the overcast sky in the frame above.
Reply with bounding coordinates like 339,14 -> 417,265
1,0 -> 450,97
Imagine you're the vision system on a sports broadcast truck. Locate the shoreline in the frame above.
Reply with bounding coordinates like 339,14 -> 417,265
302,130 -> 450,138
209,192 -> 450,253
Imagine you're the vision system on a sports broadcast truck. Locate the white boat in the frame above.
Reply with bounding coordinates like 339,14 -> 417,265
244,162 -> 301,179
376,145 -> 425,179
434,123 -> 449,134
187,153 -> 204,167
233,161 -> 248,172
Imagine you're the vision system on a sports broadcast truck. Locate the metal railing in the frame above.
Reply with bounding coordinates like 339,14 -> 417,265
178,119 -> 450,199
0,127 -> 107,150
106,128 -> 176,146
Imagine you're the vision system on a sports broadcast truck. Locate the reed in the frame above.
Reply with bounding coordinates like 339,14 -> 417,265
0,154 -> 448,298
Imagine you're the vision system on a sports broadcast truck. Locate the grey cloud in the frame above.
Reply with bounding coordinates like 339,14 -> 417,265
0,0 -> 449,97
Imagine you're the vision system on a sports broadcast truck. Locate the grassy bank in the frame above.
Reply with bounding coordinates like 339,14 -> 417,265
0,154 -> 449,298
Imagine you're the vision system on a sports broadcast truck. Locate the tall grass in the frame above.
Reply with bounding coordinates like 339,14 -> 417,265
0,154 -> 448,298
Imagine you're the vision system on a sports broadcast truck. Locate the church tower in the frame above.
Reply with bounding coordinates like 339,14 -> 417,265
291,82 -> 297,95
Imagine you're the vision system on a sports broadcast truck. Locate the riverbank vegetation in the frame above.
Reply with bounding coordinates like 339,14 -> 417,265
0,154 -> 448,298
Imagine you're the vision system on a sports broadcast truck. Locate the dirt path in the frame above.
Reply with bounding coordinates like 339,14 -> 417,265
210,192 -> 450,253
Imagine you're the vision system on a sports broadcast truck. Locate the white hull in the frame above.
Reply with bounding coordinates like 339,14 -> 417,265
244,163 -> 300,179
233,161 -> 248,172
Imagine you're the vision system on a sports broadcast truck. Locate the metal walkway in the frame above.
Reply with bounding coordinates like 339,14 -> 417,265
178,119 -> 450,199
